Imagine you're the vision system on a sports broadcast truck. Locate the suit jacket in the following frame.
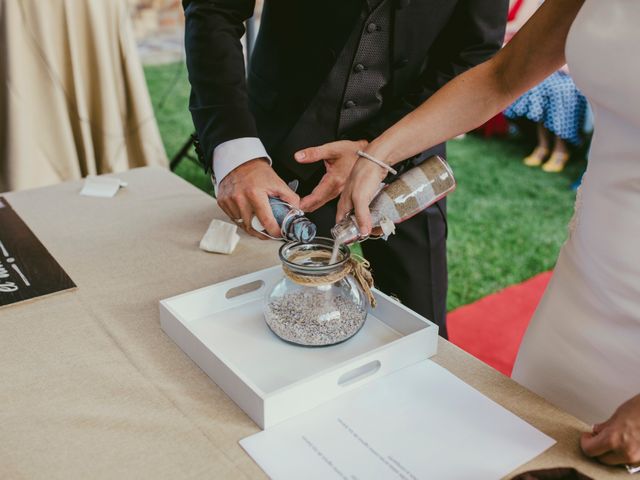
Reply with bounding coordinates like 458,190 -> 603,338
183,0 -> 508,174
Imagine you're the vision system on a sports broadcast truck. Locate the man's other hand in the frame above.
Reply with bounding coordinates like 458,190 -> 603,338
294,140 -> 368,212
217,158 -> 300,239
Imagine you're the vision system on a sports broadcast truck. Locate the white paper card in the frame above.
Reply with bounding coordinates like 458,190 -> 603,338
241,361 -> 555,480
199,219 -> 240,254
80,176 -> 127,198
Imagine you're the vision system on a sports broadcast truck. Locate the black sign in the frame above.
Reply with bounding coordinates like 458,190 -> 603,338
0,197 -> 76,308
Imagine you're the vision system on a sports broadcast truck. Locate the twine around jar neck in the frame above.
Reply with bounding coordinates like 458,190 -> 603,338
281,250 -> 376,308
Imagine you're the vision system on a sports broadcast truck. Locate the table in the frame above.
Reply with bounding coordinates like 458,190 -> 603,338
0,167 -> 626,479
0,0 -> 167,192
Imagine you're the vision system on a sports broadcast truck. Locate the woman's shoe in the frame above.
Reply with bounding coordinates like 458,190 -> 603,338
542,152 -> 570,172
523,147 -> 549,167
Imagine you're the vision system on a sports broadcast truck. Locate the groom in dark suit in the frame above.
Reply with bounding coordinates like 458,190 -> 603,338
183,0 -> 507,338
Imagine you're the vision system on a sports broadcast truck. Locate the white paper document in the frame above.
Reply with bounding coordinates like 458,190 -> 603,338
241,361 -> 555,480
80,176 -> 127,198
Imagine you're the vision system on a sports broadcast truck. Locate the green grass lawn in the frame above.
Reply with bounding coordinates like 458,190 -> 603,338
144,62 -> 214,194
145,62 -> 585,311
445,135 -> 583,309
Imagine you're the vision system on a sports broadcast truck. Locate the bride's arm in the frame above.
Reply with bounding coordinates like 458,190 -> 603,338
339,0 -> 585,232
368,0 -> 584,166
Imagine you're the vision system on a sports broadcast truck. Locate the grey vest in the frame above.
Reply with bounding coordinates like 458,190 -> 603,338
273,0 -> 392,181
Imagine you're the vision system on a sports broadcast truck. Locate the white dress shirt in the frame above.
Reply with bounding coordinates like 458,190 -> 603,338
212,137 -> 272,188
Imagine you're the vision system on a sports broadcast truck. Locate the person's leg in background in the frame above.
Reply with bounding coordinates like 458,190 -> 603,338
542,135 -> 570,172
523,123 -> 551,167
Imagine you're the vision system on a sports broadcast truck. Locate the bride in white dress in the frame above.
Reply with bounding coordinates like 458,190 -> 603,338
320,0 -> 640,469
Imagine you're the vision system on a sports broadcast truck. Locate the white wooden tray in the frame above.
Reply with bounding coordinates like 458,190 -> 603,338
160,266 -> 438,429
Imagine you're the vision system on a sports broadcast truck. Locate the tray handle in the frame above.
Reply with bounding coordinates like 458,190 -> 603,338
224,280 -> 265,300
337,360 -> 381,387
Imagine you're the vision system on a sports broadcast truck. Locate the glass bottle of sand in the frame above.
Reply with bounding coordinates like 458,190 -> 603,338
330,155 -> 456,258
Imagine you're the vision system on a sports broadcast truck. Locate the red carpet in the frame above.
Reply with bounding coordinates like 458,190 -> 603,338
447,271 -> 553,376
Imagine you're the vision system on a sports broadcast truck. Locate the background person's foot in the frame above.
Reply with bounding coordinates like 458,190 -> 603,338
542,151 -> 570,172
523,147 -> 549,167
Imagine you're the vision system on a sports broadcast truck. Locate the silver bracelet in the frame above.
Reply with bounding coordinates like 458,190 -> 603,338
356,150 -> 398,176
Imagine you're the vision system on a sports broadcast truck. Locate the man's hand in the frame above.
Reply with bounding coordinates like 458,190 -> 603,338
217,158 -> 299,239
581,393 -> 640,467
294,140 -> 368,212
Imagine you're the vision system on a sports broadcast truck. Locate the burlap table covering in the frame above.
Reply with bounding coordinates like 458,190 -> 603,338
0,167 -> 626,479
0,0 -> 167,192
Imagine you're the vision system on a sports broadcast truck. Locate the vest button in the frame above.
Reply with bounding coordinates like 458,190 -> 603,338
344,100 -> 357,109
353,63 -> 366,73
367,22 -> 378,33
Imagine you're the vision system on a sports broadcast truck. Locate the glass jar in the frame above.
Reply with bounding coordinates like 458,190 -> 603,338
263,238 -> 368,347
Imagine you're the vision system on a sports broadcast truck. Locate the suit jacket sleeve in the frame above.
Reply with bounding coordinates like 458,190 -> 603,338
349,0 -> 508,142
183,0 -> 257,167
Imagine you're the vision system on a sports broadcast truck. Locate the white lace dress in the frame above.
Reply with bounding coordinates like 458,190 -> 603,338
512,0 -> 640,425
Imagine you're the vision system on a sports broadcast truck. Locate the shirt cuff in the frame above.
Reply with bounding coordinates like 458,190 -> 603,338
212,137 -> 272,187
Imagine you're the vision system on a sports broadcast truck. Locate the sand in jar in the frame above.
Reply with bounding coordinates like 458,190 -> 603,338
263,239 -> 369,346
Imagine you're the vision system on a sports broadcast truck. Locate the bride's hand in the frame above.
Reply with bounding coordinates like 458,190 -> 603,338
336,155 -> 388,236
580,393 -> 640,467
